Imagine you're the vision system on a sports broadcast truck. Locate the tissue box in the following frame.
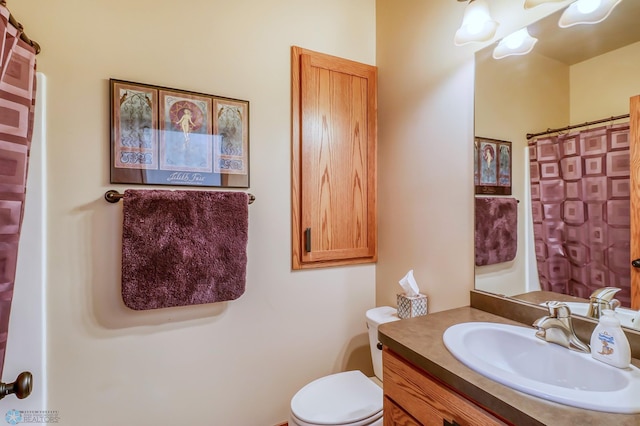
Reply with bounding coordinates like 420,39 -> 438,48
397,293 -> 428,319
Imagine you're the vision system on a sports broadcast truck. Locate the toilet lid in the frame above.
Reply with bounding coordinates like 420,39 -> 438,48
291,371 -> 382,425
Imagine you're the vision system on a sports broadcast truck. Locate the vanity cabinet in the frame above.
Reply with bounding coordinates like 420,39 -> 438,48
383,348 -> 509,426
291,46 -> 377,269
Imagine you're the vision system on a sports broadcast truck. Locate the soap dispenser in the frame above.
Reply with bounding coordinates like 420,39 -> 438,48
590,309 -> 631,369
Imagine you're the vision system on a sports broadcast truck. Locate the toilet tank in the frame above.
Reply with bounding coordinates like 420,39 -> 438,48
366,306 -> 400,381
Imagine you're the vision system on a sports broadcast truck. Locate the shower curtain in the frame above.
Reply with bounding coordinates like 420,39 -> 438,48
529,123 -> 631,306
0,4 -> 38,377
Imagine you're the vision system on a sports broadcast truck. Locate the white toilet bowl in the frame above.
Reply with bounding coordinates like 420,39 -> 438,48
288,307 -> 399,426
289,370 -> 383,426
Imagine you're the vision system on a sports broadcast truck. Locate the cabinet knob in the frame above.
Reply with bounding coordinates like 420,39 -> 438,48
632,259 -> 640,268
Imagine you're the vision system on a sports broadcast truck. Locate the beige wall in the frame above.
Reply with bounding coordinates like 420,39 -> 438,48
571,41 -> 640,122
474,49 -> 570,296
375,0 -> 475,314
11,1 -> 376,425
7,0 -> 584,424
375,0 -> 570,310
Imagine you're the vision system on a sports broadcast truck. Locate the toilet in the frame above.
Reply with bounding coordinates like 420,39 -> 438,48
289,306 -> 400,426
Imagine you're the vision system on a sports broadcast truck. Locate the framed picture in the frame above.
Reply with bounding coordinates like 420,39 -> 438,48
110,79 -> 249,188
474,137 -> 511,195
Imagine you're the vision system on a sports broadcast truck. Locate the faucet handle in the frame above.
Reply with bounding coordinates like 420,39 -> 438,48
589,287 -> 621,302
587,287 -> 622,319
545,301 -> 571,318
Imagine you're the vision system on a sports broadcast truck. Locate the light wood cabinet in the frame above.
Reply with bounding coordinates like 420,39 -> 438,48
291,46 -> 377,269
384,396 -> 422,426
383,348 -> 509,426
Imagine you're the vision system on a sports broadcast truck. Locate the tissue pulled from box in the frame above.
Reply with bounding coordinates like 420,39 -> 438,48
399,269 -> 420,297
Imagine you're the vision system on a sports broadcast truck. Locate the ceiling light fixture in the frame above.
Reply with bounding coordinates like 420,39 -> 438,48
558,0 -> 622,28
454,0 -> 499,46
492,28 -> 538,59
523,0 -> 566,9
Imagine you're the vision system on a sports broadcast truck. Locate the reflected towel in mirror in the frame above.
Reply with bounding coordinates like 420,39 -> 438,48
475,197 -> 517,266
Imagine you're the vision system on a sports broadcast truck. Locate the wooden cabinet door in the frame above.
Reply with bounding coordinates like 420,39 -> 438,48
383,349 -> 509,426
291,46 -> 377,269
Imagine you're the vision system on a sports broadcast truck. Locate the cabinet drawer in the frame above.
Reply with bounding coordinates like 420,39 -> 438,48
384,396 -> 421,426
383,349 -> 507,426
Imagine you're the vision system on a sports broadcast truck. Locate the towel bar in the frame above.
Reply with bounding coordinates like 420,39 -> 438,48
104,190 -> 255,204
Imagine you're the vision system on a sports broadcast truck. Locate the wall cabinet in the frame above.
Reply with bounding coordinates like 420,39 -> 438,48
291,46 -> 377,269
383,348 -> 509,426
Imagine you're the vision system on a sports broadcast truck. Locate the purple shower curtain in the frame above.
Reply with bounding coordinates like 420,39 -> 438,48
529,123 -> 631,306
0,4 -> 38,377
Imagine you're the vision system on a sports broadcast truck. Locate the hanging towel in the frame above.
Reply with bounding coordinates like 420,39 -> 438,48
121,189 -> 249,310
475,197 -> 517,266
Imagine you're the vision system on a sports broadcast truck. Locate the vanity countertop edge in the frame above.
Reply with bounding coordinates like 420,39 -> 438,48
378,306 -> 640,426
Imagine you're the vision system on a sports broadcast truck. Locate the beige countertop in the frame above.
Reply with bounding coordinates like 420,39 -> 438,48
378,306 -> 640,426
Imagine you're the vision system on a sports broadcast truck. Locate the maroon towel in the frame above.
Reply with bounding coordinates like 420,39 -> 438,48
475,197 -> 517,266
121,190 -> 248,310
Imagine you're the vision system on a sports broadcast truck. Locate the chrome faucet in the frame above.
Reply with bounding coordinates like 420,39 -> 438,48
533,301 -> 590,353
586,287 -> 621,319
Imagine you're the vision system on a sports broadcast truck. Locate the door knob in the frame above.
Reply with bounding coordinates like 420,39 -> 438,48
632,259 -> 640,268
0,371 -> 32,400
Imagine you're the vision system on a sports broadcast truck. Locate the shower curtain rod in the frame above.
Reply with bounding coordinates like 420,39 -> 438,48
526,113 -> 630,140
2,1 -> 40,55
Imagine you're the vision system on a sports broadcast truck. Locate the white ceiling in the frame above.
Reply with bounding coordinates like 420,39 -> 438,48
476,1 -> 640,66
526,0 -> 640,65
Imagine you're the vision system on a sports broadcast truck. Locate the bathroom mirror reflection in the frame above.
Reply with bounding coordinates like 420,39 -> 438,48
474,0 -> 640,328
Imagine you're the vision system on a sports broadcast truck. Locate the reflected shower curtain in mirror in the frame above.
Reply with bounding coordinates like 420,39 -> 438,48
0,4 -> 37,377
529,123 -> 630,306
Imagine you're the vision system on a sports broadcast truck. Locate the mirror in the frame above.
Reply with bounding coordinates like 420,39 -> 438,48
474,1 -> 640,326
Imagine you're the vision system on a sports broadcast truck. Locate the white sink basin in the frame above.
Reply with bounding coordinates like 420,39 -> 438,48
558,302 -> 640,330
443,322 -> 640,413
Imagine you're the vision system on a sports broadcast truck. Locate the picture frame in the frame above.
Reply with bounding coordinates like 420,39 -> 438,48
110,79 -> 250,188
474,137 -> 511,195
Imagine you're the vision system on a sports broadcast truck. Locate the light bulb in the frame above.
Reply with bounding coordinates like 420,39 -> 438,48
576,0 -> 601,14
558,0 -> 621,28
493,28 -> 538,60
504,30 -> 527,49
454,0 -> 499,46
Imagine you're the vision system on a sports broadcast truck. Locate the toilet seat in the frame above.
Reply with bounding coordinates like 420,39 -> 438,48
290,370 -> 383,426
